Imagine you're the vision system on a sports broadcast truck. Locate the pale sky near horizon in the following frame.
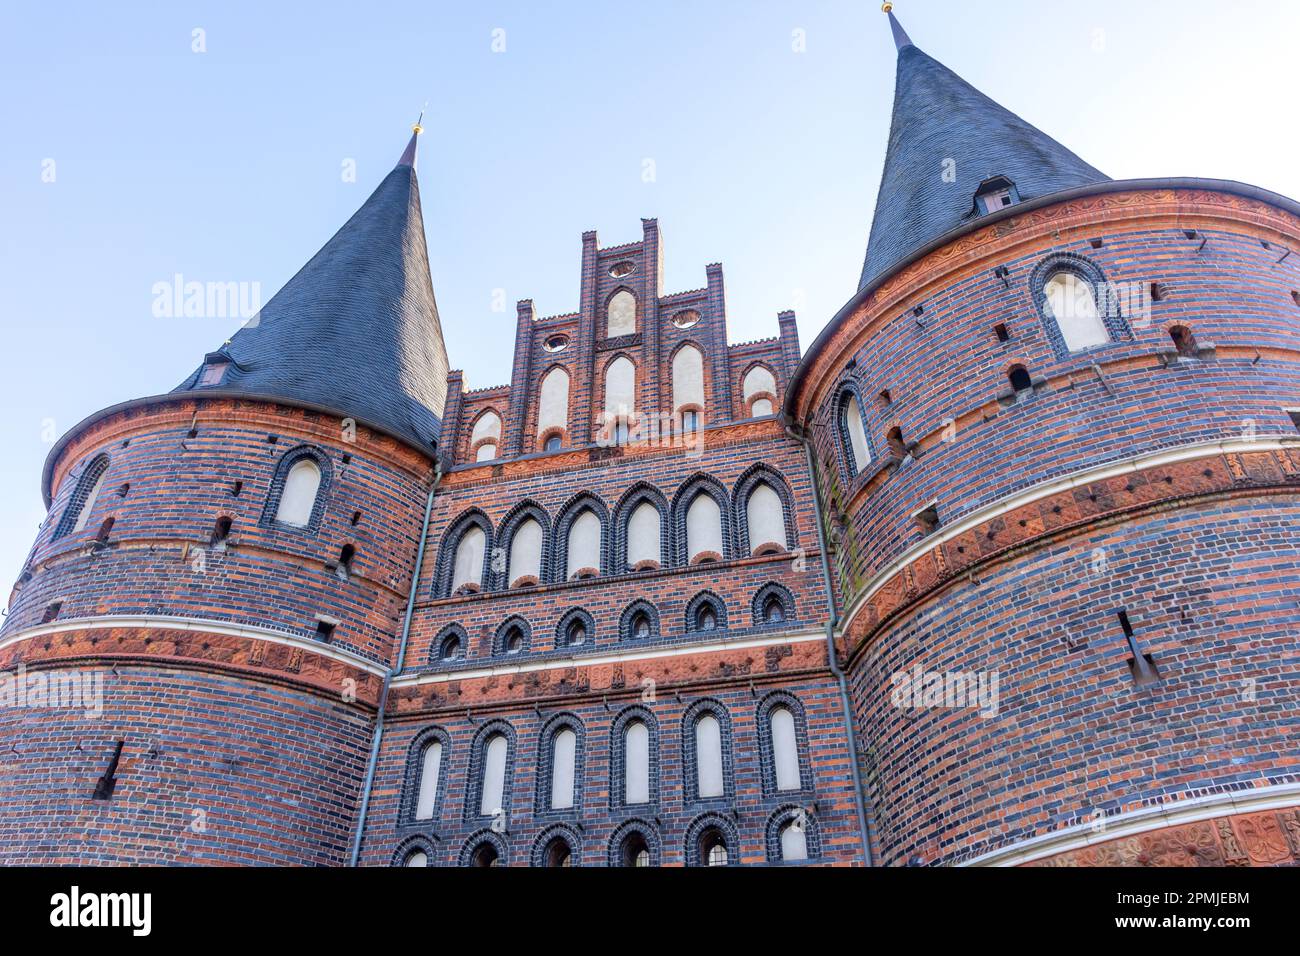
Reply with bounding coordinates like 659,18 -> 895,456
1,0 -> 1297,596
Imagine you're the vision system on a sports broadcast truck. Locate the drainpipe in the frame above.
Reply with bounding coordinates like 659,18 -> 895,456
348,461 -> 441,867
791,425 -> 876,867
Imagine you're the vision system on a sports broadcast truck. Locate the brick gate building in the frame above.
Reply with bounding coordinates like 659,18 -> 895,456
3,10 -> 1298,866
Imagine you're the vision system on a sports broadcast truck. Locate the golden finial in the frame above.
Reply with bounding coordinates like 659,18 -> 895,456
412,102 -> 427,135
882,2 -> 893,12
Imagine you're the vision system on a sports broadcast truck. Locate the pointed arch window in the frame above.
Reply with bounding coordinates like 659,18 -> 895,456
1044,271 -> 1109,351
452,525 -> 486,593
770,706 -> 801,792
742,364 -> 777,417
624,720 -> 650,805
672,344 -> 705,417
566,509 -> 602,580
604,355 -> 636,425
745,482 -> 788,555
839,390 -> 871,475
550,729 -> 577,810
686,494 -> 723,564
470,410 -> 502,462
607,289 -> 637,337
1032,254 -> 1128,356
415,739 -> 443,820
626,501 -> 661,569
537,366 -> 571,444
276,459 -> 322,527
694,714 -> 724,799
507,517 -> 543,587
479,734 -> 509,818
780,818 -> 809,862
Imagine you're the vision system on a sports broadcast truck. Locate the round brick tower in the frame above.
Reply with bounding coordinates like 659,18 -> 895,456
0,130 -> 448,864
787,12 -> 1300,867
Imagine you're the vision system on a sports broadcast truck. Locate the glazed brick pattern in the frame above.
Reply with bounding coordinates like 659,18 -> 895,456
408,428 -> 828,668
0,665 -> 372,865
442,222 -> 798,465
1028,808 -> 1300,867
5,398 -> 433,665
805,194 -> 1300,603
851,495 -> 1300,867
357,675 -> 860,866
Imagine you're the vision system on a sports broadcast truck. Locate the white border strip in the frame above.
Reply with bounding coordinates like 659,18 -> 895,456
0,614 -> 389,678
391,629 -> 826,688
962,781 -> 1300,867
841,436 -> 1299,635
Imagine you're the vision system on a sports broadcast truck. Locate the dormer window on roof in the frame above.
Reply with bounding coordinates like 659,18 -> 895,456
974,176 -> 1020,217
198,353 -> 230,387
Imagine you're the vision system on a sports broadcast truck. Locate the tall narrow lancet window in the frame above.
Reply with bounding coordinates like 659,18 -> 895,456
694,714 -> 724,799
276,459 -> 321,527
566,509 -> 602,580
624,721 -> 650,805
1043,271 -> 1110,352
672,344 -> 705,421
607,290 -> 637,337
452,525 -> 486,593
508,517 -> 543,587
550,729 -> 577,810
479,734 -> 509,817
470,411 -> 502,462
537,366 -> 570,446
626,501 -> 661,568
746,482 -> 788,555
840,392 -> 871,475
415,740 -> 443,820
604,355 -> 636,430
686,494 -> 723,563
770,706 -> 801,792
742,364 -> 777,417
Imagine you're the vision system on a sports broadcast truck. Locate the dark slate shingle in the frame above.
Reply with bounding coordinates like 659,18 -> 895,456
175,141 -> 449,453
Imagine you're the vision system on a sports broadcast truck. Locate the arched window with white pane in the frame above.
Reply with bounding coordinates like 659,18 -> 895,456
695,714 -> 724,799
565,508 -> 602,580
607,289 -> 637,337
1043,270 -> 1109,352
546,724 -> 578,812
604,355 -> 636,427
672,344 -> 705,419
507,516 -> 542,587
745,481 -> 788,554
626,500 -> 661,569
839,390 -> 871,476
686,493 -> 723,563
537,366 -> 570,447
452,525 -> 486,593
759,693 -> 809,795
615,708 -> 657,809
415,740 -> 442,819
742,364 -> 777,417
684,701 -> 731,803
270,452 -> 325,528
469,410 -> 502,462
477,731 -> 510,819
780,818 -> 809,862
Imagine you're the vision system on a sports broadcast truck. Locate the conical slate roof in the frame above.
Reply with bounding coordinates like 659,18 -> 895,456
858,12 -> 1109,291
176,130 -> 449,452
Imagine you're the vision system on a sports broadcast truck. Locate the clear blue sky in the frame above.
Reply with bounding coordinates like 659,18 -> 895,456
2,0 -> 1297,596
